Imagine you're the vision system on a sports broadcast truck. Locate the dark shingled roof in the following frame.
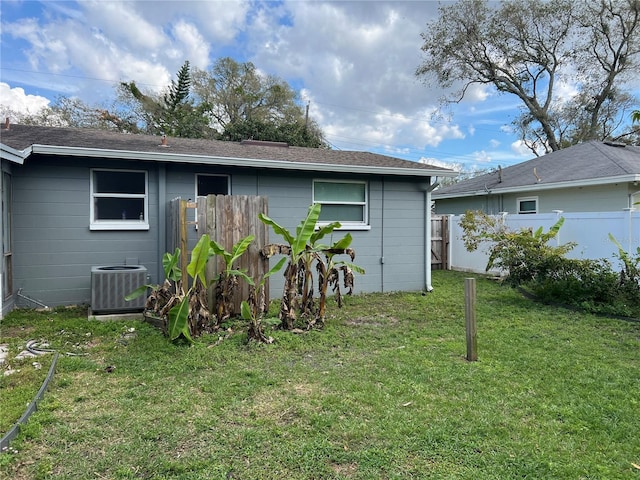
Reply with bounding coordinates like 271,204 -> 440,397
0,124 -> 455,176
433,141 -> 640,197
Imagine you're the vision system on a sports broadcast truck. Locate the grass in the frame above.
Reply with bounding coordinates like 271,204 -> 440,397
1,270 -> 639,479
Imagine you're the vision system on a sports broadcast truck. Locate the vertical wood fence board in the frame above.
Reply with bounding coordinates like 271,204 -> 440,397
166,195 -> 269,317
167,198 -> 181,257
431,215 -> 450,270
207,195 -> 269,316
180,199 -> 188,274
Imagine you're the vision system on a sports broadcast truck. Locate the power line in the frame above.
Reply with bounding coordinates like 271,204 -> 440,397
324,131 -> 517,166
0,67 -> 165,89
1,66 -> 523,166
1,66 -> 509,135
311,98 -> 509,135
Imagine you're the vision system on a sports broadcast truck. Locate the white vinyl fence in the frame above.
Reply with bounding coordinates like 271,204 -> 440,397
448,210 -> 640,275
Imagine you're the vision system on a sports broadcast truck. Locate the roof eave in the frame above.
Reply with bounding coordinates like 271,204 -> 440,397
30,144 -> 458,178
433,174 -> 640,199
0,144 -> 31,165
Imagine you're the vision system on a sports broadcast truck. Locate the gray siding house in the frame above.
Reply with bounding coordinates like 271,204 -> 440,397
433,141 -> 640,215
0,123 -> 455,317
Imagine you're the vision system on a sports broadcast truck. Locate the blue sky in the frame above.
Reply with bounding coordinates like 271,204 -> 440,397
1,0 -> 551,171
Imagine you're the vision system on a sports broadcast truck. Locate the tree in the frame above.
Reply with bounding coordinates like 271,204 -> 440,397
119,61 -> 213,138
5,56 -> 327,147
220,117 -> 328,148
1,95 -> 137,131
259,204 -> 363,330
192,57 -> 327,147
417,0 -> 640,153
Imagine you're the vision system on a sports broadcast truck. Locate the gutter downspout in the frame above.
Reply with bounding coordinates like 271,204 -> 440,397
629,190 -> 640,209
157,164 -> 167,284
424,177 -> 440,292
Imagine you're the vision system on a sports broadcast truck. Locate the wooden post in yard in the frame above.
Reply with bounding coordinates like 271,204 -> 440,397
465,278 -> 478,361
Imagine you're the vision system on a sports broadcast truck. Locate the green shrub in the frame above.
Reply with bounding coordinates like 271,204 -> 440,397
460,210 -> 640,318
459,210 -> 575,285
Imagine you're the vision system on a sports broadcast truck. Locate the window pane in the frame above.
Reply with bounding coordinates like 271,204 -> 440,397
315,182 -> 365,203
519,200 -> 536,212
95,198 -> 145,220
318,204 -> 364,222
95,171 -> 145,194
197,175 -> 229,196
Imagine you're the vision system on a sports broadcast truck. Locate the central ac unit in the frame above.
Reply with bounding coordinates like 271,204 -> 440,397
91,265 -> 147,313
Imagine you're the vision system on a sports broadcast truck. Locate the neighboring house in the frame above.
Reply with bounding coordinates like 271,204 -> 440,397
433,141 -> 640,215
0,123 -> 456,317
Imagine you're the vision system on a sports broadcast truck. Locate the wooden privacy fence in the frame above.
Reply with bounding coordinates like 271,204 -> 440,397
431,215 -> 450,270
168,195 -> 270,316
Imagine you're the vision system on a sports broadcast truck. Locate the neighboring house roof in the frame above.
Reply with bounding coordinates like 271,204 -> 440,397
433,141 -> 640,199
0,124 -> 456,179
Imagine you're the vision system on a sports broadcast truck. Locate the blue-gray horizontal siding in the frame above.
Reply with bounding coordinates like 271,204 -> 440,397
12,156 -> 159,307
435,183 -> 632,215
379,181 -> 426,292
12,156 -> 430,308
232,173 -> 428,295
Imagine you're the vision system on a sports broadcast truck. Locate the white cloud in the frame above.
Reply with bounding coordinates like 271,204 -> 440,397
180,1 -> 250,43
460,83 -> 490,103
489,139 -> 500,148
171,20 -> 210,69
418,157 -> 459,170
473,150 -> 492,163
82,1 -> 166,51
0,82 -> 50,114
247,1 -> 452,150
554,79 -> 579,104
0,0 -> 533,162
511,140 -> 534,156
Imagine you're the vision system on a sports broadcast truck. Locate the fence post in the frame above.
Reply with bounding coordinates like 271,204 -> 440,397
465,278 -> 478,362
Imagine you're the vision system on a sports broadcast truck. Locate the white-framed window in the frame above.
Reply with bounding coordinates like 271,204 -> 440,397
517,196 -> 538,214
196,174 -> 230,197
90,169 -> 149,230
313,179 -> 369,229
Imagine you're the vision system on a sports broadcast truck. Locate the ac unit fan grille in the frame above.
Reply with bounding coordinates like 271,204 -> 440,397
91,266 -> 147,313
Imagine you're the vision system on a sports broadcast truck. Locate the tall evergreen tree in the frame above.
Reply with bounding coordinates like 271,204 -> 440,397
120,61 -> 213,138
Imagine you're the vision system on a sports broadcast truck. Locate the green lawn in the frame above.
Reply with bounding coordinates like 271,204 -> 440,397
1,270 -> 639,479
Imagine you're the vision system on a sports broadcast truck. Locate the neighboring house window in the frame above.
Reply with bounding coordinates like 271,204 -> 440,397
90,169 -> 148,230
196,174 -> 230,197
313,180 -> 369,228
517,196 -> 538,214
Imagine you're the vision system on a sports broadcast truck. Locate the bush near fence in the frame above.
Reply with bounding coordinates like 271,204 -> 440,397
448,211 -> 639,275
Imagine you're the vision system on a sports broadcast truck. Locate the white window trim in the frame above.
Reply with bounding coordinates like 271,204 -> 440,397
517,196 -> 538,214
90,168 -> 149,231
313,179 -> 370,230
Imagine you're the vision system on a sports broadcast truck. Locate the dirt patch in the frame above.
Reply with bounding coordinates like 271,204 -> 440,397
331,462 -> 358,476
0,326 -> 36,338
246,382 -> 322,425
345,315 -> 399,327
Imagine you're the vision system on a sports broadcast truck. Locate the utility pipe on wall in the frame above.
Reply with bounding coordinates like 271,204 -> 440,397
423,177 -> 440,292
157,164 -> 167,284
